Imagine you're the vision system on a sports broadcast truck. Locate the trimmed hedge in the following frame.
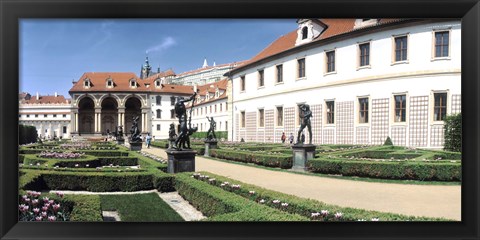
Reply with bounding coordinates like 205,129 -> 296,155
64,194 -> 103,221
444,113 -> 461,152
175,173 -> 308,221
308,159 -> 461,181
19,124 -> 38,145
210,149 -> 292,169
191,131 -> 228,140
195,172 -> 447,221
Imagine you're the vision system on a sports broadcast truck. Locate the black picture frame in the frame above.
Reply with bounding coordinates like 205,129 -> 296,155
1,0 -> 479,239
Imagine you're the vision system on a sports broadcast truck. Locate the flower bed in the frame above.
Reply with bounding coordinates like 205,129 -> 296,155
38,151 -> 85,159
188,172 -> 448,221
19,191 -> 70,221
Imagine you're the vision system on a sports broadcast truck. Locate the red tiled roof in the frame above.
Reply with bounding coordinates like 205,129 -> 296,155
144,69 -> 176,81
21,95 -> 70,104
69,72 -> 148,92
235,18 -> 406,73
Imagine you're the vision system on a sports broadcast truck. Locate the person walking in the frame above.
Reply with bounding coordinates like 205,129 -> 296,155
145,133 -> 152,148
281,132 -> 286,144
289,133 -> 294,144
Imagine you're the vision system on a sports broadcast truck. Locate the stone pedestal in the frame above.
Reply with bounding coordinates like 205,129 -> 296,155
291,144 -> 316,171
129,141 -> 142,151
204,139 -> 218,157
116,139 -> 125,145
166,149 -> 196,173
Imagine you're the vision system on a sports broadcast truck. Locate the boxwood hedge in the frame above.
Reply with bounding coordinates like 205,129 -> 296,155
174,173 -> 307,221
210,149 -> 292,169
308,159 -> 461,181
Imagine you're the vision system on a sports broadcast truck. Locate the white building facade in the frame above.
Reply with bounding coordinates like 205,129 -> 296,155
229,19 -> 461,149
19,93 -> 72,139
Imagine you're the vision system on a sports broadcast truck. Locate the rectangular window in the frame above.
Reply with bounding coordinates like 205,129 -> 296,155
359,43 -> 370,66
26,114 -> 30,118
53,114 -> 57,118
259,109 -> 265,127
35,114 -> 38,118
435,31 -> 449,58
297,58 -> 306,78
276,65 -> 283,83
277,106 -> 283,126
156,96 -> 162,105
326,51 -> 335,73
63,126 -> 67,134
394,95 -> 406,122
434,93 -> 447,121
241,111 -> 246,128
170,96 -> 176,106
394,36 -> 408,62
210,106 -> 212,113
326,101 -> 335,124
258,70 -> 264,87
156,109 -> 161,119
220,104 -> 223,112
157,124 -> 161,131
358,98 -> 369,123
170,109 -> 175,119
240,76 -> 245,92
63,114 -> 66,118
44,114 -> 47,118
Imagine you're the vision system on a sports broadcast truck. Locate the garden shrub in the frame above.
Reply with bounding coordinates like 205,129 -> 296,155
174,173 -> 307,221
443,113 -> 461,152
307,159 -> 461,181
210,149 -> 292,169
384,136 -> 393,146
19,124 -> 38,145
64,194 -> 103,221
191,131 -> 228,140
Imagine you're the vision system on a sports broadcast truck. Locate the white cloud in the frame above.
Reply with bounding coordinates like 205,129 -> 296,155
146,37 -> 176,54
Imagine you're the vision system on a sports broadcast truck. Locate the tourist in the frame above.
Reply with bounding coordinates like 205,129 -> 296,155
289,133 -> 294,144
281,132 -> 286,144
146,133 -> 152,148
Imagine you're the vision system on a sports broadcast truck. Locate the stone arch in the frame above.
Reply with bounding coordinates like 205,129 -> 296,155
122,94 -> 146,108
98,94 -> 121,108
78,97 -> 95,134
124,97 -> 142,135
74,94 -> 97,108
101,97 -> 118,135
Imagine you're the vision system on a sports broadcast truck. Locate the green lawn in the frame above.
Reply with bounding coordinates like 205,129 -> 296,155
100,193 -> 184,222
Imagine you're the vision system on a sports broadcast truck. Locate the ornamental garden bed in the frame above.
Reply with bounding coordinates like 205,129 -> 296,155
180,172 -> 448,221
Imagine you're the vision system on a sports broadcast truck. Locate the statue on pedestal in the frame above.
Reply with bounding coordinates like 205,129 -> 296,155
206,116 -> 217,140
296,103 -> 313,145
173,92 -> 197,150
129,115 -> 142,143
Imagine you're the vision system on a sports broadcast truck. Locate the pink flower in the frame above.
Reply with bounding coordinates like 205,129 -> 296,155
248,191 -> 255,195
42,206 -> 48,211
41,212 -> 47,217
24,198 -> 31,203
48,216 -> 56,221
311,212 -> 320,217
42,197 -> 49,202
35,216 -> 43,221
320,210 -> 329,216
281,203 -> 289,207
18,204 -> 28,212
55,192 -> 64,198
259,199 -> 265,204
272,200 -> 280,204
53,204 -> 61,211
32,199 -> 39,205
33,208 -> 40,214
334,212 -> 343,219
49,200 -> 54,204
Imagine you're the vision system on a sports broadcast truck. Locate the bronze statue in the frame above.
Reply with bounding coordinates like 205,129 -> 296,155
168,123 -> 177,140
206,116 -> 217,140
173,92 -> 197,150
129,115 -> 142,142
296,104 -> 312,145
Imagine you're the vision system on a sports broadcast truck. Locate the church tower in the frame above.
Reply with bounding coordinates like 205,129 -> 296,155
140,55 -> 152,79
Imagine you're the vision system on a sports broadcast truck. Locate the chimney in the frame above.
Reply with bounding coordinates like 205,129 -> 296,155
36,92 -> 39,100
55,92 -> 58,97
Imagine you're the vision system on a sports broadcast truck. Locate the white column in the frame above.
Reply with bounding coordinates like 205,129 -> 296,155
75,113 -> 79,132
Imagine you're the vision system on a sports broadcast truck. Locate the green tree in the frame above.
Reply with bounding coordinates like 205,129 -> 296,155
444,113 -> 461,152
384,136 -> 393,146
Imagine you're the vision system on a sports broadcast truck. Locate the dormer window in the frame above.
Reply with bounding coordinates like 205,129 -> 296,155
130,79 -> 137,88
354,19 -> 379,29
295,19 -> 326,46
206,93 -> 210,101
155,79 -> 161,88
83,78 -> 91,89
302,27 -> 308,39
106,78 -> 114,88
215,88 -> 220,98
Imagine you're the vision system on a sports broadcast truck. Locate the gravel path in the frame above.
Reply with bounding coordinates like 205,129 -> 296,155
142,147 -> 461,220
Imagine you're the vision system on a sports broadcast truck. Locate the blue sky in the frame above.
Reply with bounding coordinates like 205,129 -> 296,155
20,19 -> 297,97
